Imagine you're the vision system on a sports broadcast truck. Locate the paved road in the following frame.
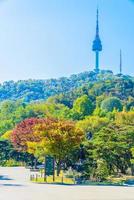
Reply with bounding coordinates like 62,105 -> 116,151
0,167 -> 134,200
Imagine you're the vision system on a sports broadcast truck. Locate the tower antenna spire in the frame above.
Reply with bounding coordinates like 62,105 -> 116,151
92,8 -> 102,73
96,7 -> 99,36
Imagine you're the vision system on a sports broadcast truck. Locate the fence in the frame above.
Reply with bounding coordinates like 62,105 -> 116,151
30,170 -> 76,185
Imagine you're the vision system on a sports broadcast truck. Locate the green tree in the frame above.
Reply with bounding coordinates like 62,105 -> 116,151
76,116 -> 109,136
95,159 -> 109,181
71,95 -> 94,120
0,138 -> 35,166
101,97 -> 123,112
92,123 -> 134,175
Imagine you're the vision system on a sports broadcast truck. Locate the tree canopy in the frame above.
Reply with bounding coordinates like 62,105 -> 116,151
0,71 -> 133,181
101,97 -> 123,112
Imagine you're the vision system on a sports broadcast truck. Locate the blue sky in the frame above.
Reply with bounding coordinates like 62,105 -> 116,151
0,0 -> 133,82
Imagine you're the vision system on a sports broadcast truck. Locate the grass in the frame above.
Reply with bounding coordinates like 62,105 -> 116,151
31,170 -> 134,186
107,175 -> 134,185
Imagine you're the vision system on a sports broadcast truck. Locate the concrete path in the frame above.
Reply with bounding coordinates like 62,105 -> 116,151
0,167 -> 134,200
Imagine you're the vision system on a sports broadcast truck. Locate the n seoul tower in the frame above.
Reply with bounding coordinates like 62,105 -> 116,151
92,8 -> 102,73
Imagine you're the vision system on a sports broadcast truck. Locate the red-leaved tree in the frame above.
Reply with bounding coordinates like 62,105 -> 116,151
11,118 -> 45,151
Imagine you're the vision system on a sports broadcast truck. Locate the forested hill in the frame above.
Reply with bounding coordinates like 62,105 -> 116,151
0,70 -> 133,179
0,70 -> 133,103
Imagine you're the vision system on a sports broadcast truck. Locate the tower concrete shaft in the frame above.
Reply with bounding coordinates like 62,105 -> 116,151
95,51 -> 99,72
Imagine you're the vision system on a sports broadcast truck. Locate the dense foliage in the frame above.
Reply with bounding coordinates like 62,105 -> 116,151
0,71 -> 133,103
0,139 -> 35,166
0,70 -> 134,181
101,97 -> 123,112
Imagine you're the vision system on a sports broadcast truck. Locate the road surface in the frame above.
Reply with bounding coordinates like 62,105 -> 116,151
0,167 -> 134,200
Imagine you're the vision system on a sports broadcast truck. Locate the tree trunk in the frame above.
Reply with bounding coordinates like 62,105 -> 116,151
131,164 -> 134,176
57,161 -> 61,176
53,158 -> 55,182
44,156 -> 46,182
34,158 -> 37,169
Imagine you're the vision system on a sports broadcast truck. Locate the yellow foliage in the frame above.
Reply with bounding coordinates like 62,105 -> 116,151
115,110 -> 134,125
1,130 -> 12,140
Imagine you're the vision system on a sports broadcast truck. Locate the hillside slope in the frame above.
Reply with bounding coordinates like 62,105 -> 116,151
0,70 -> 133,103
